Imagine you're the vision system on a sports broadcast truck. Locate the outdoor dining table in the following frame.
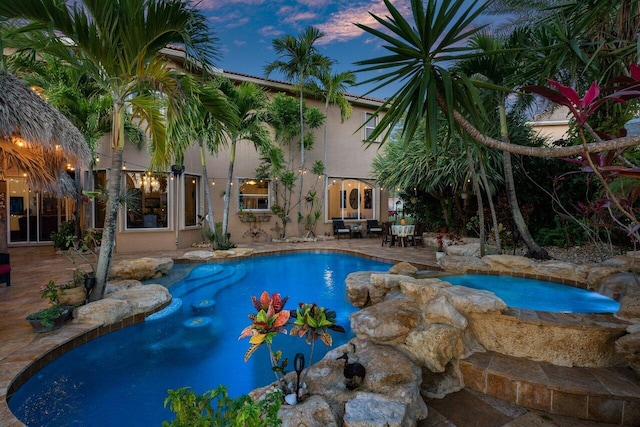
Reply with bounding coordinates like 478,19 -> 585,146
391,224 -> 414,247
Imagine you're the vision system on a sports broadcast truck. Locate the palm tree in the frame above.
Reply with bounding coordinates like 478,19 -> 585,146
167,76 -> 237,243
7,53 -> 146,239
308,67 -> 356,209
355,0 -> 640,160
455,32 -> 548,257
0,0 -> 217,300
215,78 -> 272,240
265,26 -> 330,236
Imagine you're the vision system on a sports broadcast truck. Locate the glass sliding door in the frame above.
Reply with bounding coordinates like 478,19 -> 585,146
7,177 -> 70,244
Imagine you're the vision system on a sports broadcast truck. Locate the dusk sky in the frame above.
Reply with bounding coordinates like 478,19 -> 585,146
194,0 -> 505,100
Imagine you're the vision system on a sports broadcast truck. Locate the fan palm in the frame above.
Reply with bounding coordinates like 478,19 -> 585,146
0,0 -> 217,300
265,26 -> 331,236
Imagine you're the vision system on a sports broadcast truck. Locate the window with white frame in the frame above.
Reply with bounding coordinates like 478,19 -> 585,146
363,112 -> 379,141
327,178 -> 375,221
124,172 -> 169,229
238,178 -> 271,211
184,174 -> 199,227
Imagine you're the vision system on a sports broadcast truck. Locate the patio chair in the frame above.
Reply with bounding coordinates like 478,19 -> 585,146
366,220 -> 383,238
0,253 -> 10,287
411,222 -> 426,247
381,221 -> 394,246
333,220 -> 351,239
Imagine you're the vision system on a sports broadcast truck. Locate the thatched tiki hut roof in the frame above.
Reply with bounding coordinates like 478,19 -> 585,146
0,70 -> 89,194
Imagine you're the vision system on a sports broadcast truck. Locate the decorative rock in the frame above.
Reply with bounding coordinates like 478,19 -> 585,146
279,395 -> 338,427
401,325 -> 466,372
615,332 -> 640,376
345,271 -> 383,308
423,295 -> 468,329
109,257 -> 173,280
399,279 -> 448,306
438,255 -> 491,274
73,298 -> 129,325
439,285 -> 507,315
483,255 -> 536,273
581,265 -> 622,287
107,284 -> 171,315
599,272 -> 640,300
533,260 -> 586,284
105,279 -> 143,295
284,393 -> 297,405
181,250 -> 215,261
388,261 -> 418,276
350,297 -> 421,343
446,243 -> 480,257
617,291 -> 640,322
421,360 -> 464,399
343,392 -> 410,427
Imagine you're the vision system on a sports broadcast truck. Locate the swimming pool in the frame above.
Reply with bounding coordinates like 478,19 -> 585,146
8,252 -> 391,427
443,274 -> 620,313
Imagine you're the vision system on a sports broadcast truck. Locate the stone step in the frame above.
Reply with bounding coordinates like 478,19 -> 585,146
459,350 -> 640,426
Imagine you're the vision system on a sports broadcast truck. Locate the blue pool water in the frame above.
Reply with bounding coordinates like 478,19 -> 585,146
9,252 -> 391,427
443,274 -> 620,313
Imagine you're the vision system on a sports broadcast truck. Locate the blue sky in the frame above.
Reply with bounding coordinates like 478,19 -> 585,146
194,0 -> 503,100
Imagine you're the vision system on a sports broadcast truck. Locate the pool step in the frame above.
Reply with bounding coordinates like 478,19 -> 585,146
169,264 -> 246,298
145,297 -> 183,321
460,350 -> 640,425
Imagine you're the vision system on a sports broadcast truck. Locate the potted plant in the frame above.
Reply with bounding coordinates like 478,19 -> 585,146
436,234 -> 446,260
26,280 -> 73,333
58,269 -> 88,306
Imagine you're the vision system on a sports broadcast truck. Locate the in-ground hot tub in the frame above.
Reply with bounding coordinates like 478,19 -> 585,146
441,274 -> 629,367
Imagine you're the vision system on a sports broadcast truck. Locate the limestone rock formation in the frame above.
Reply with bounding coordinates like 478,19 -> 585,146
615,331 -> 640,376
388,261 -> 418,276
73,298 -> 129,324
107,284 -> 171,315
109,257 -> 173,280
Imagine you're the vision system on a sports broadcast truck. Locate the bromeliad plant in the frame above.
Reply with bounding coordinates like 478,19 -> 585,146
238,291 -> 291,384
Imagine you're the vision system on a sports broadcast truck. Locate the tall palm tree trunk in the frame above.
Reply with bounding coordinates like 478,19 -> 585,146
297,84 -> 305,236
199,141 -> 214,231
92,148 -> 123,301
92,103 -> 126,301
499,104 -> 548,259
467,149 -> 486,256
222,141 -> 236,238
477,150 -> 502,251
321,99 -> 329,215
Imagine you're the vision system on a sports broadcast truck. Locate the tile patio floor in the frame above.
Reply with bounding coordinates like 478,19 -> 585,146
0,238 -> 631,426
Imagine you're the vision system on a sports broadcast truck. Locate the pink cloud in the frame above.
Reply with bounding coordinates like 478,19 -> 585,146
193,0 -> 266,11
283,12 -> 317,24
316,0 -> 412,45
259,26 -> 285,38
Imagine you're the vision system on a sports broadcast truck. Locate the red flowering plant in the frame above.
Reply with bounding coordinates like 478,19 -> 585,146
521,65 -> 640,243
238,291 -> 290,384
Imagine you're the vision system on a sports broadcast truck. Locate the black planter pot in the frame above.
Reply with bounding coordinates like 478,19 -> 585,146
84,275 -> 96,300
26,306 -> 72,333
